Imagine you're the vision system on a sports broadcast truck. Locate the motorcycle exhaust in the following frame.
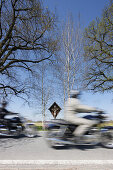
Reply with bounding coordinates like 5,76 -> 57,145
47,137 -> 75,145
0,128 -> 8,131
0,128 -> 9,136
0,133 -> 9,136
47,135 -> 99,146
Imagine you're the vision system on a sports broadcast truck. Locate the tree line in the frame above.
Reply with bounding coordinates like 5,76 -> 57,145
0,0 -> 113,120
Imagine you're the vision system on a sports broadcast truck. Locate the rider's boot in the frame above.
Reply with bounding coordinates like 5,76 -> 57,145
72,135 -> 82,143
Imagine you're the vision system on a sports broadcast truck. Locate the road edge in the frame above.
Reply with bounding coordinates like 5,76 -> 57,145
0,160 -> 113,165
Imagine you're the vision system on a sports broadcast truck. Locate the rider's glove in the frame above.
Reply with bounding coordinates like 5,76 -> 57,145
98,110 -> 104,114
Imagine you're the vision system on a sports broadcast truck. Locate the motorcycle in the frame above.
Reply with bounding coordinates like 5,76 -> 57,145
45,112 -> 113,149
0,113 -> 38,138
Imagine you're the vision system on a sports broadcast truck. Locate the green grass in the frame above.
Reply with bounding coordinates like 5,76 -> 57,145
37,126 -> 48,131
37,126 -> 43,131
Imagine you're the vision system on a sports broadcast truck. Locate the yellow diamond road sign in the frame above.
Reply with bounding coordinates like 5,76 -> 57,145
48,102 -> 61,119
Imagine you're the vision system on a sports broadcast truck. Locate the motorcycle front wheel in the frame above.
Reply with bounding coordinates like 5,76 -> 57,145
101,130 -> 113,149
46,127 -> 65,148
24,123 -> 38,138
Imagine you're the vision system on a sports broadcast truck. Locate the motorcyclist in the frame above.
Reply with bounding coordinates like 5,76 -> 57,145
0,101 -> 19,129
0,101 -> 11,119
64,90 -> 102,139
0,101 -> 18,119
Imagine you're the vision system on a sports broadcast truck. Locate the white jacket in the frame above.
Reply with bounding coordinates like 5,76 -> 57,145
64,97 -> 98,118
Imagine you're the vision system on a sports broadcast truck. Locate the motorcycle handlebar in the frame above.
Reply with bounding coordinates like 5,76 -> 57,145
97,111 -> 106,114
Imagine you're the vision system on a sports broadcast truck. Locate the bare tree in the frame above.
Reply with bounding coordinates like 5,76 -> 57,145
83,1 -> 113,92
31,60 -> 54,124
57,14 -> 83,103
40,62 -> 52,127
0,0 -> 59,98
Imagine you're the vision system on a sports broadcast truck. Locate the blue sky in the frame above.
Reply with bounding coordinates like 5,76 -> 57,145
44,0 -> 109,27
8,0 -> 113,121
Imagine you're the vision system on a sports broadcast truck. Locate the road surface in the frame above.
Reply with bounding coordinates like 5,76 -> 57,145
0,132 -> 113,169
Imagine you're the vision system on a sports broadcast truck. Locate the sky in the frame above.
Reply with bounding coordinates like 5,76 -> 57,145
7,0 -> 113,121
44,0 -> 109,27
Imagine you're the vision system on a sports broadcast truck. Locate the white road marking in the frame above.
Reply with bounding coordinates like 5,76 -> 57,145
0,160 -> 113,165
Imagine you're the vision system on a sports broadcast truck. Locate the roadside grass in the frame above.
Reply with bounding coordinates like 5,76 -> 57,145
26,121 -> 48,131
30,121 -> 113,131
37,126 -> 47,131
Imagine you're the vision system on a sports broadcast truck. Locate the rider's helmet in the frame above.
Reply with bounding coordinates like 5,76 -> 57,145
70,90 -> 81,98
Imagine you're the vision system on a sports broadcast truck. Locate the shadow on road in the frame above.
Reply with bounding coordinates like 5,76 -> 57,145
0,134 -> 42,150
0,133 -> 41,139
51,144 -> 101,150
73,144 -> 101,150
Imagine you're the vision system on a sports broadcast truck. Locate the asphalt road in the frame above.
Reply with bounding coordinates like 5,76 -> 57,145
0,131 -> 113,160
0,132 -> 113,169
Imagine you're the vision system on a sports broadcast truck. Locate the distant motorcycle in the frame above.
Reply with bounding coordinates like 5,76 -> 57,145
0,113 -> 37,138
45,112 -> 113,149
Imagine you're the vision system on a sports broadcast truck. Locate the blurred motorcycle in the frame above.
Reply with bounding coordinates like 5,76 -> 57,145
0,113 -> 38,138
45,112 -> 113,149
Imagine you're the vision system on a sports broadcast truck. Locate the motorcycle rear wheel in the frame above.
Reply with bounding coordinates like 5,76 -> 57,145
101,130 -> 113,149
